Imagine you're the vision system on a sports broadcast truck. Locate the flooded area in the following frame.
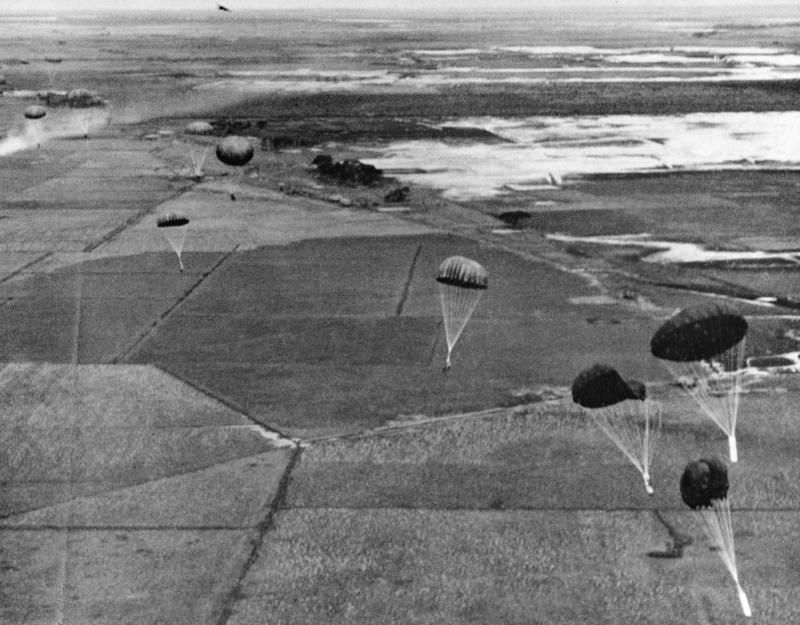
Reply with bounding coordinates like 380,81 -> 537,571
362,111 -> 800,200
546,232 -> 800,265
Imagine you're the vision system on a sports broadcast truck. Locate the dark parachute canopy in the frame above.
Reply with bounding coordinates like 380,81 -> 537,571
436,256 -> 488,290
680,456 -> 729,509
571,364 -> 645,409
157,214 -> 189,228
216,136 -> 253,167
186,121 -> 214,136
651,301 -> 748,362
24,104 -> 46,120
572,365 -> 635,408
573,365 -> 658,494
156,213 -> 189,272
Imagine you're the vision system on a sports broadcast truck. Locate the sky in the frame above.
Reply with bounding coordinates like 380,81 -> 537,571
4,0 -> 799,12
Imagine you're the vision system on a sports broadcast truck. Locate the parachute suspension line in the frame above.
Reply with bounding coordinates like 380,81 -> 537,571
662,338 -> 746,462
591,399 -> 661,495
80,114 -> 91,140
641,399 -> 660,495
728,339 -> 747,462
695,499 -> 751,617
189,146 -> 208,179
163,226 -> 188,272
227,166 -> 238,200
439,284 -> 484,369
157,215 -> 190,273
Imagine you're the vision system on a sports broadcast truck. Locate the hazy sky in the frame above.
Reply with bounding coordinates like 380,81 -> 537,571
4,0 -> 798,12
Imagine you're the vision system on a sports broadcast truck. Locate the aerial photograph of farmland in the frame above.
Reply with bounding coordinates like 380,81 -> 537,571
2,0 -> 800,623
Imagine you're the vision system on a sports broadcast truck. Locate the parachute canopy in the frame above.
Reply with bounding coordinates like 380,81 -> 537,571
680,457 -> 729,509
651,302 -> 747,362
24,104 -> 46,120
157,214 -> 189,228
436,256 -> 488,290
186,121 -> 214,136
216,136 -> 253,167
156,214 -> 189,272
572,364 -> 645,408
436,255 -> 487,369
573,364 -> 658,494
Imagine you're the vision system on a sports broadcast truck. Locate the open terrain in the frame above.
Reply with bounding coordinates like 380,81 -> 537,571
2,8 -> 800,625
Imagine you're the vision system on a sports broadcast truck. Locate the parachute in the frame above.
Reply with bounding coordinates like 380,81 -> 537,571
216,136 -> 253,166
156,213 -> 189,272
188,146 -> 209,181
186,121 -> 214,136
572,364 -> 660,494
24,105 -> 46,120
436,256 -> 487,371
79,113 -> 92,140
216,136 -> 254,200
43,57 -> 61,87
651,301 -> 747,462
185,123 -> 213,179
680,458 -> 751,617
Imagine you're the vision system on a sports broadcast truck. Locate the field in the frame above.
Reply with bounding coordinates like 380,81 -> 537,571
2,8 -> 800,625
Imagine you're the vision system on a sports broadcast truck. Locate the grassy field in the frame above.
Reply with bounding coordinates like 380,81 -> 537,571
227,507 -> 800,624
2,9 -> 800,625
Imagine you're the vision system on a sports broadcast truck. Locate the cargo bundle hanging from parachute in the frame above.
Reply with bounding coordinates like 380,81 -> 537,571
651,301 -> 748,462
216,135 -> 254,200
572,363 -> 660,495
436,256 -> 488,371
156,213 -> 190,272
680,457 -> 751,617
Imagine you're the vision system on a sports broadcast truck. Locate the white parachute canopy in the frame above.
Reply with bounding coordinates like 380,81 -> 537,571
436,255 -> 488,370
185,121 -> 214,136
156,213 -> 189,272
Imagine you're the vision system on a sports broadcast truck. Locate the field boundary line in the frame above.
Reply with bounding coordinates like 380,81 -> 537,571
278,504 -> 800,512
0,524 -> 260,531
82,206 -> 153,253
83,186 -> 192,253
303,401 -> 569,444
0,252 -> 52,284
0,447 -> 290,523
214,445 -> 302,625
152,365 -> 299,445
110,246 -> 238,364
395,242 -> 423,316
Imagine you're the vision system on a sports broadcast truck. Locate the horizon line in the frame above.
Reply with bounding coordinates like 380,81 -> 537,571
5,2 -> 800,12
